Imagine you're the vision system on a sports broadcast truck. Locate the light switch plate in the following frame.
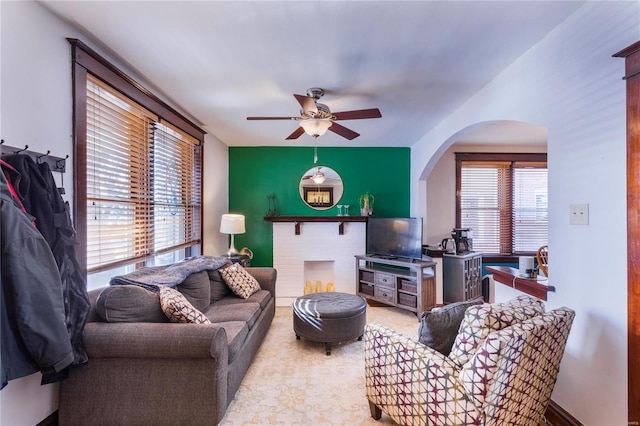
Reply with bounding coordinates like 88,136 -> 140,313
569,203 -> 589,225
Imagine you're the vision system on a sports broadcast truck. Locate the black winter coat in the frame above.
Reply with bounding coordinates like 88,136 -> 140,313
4,155 -> 90,367
1,169 -> 74,389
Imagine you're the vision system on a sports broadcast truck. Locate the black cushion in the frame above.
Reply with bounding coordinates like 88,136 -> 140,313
208,268 -> 232,303
418,297 -> 484,355
176,270 -> 211,312
95,285 -> 168,323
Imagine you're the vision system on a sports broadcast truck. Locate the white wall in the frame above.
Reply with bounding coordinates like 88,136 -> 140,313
0,2 -> 228,424
412,2 -> 638,424
202,132 -> 230,256
1,2 -> 80,424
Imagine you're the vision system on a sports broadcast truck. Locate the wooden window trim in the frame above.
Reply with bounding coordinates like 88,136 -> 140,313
68,39 -> 204,141
69,38 -> 205,275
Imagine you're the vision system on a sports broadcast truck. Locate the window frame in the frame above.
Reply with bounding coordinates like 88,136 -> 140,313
69,38 -> 205,275
455,152 -> 548,258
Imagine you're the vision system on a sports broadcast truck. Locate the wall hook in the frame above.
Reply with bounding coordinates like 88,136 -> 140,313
56,154 -> 69,170
37,150 -> 51,163
15,145 -> 29,154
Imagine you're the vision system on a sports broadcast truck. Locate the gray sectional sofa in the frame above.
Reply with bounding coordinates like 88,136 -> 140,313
58,266 -> 277,425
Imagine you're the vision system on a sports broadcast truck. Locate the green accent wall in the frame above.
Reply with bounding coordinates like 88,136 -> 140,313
228,146 -> 410,266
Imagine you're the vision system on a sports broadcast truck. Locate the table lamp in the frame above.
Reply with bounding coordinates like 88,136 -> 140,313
220,213 -> 245,256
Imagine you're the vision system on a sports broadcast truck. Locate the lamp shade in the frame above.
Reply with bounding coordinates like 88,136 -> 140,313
299,118 -> 333,137
220,214 -> 245,234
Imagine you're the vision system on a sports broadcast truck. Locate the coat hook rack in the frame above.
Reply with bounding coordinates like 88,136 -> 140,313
0,140 -> 67,173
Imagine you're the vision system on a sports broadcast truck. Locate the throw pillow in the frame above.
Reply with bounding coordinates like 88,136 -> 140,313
418,297 -> 484,355
176,270 -> 211,312
158,286 -> 211,324
219,263 -> 261,299
448,295 -> 545,367
95,285 -> 168,323
208,268 -> 232,303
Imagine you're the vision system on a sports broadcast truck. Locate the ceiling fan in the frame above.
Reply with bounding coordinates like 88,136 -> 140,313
247,88 -> 382,140
302,166 -> 327,184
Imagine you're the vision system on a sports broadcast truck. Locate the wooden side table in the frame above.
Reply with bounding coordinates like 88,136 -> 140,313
228,254 -> 251,267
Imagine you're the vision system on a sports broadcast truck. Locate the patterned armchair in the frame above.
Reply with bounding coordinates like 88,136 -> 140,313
364,297 -> 575,426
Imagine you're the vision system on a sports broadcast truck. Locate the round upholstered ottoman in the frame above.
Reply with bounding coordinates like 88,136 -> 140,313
293,292 -> 367,355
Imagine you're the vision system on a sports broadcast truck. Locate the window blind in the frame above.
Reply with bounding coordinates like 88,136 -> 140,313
460,163 -> 508,254
86,75 -> 201,272
153,120 -> 201,254
512,165 -> 548,252
458,157 -> 547,255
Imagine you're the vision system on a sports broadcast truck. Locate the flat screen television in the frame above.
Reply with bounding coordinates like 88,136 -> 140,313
366,217 -> 423,260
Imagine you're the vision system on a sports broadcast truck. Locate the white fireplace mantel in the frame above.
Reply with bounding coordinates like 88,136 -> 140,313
264,215 -> 367,235
266,216 -> 367,306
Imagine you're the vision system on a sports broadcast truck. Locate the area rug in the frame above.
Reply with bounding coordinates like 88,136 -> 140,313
220,305 -> 420,425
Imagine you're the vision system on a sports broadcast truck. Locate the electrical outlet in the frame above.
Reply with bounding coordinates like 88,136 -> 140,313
569,203 -> 589,225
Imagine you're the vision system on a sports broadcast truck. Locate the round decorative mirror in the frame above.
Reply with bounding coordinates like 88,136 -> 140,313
299,165 -> 344,210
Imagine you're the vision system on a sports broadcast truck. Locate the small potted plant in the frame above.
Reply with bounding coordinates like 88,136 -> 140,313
359,192 -> 375,216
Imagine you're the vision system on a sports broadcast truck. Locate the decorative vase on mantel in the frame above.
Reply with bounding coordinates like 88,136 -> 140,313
359,192 -> 375,216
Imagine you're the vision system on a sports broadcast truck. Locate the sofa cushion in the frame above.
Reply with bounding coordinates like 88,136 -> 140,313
95,285 -> 168,323
205,301 -> 261,329
217,321 -> 249,363
212,289 -> 272,310
208,268 -> 232,303
176,270 -> 211,312
418,297 -> 484,355
159,286 -> 211,324
448,295 -> 544,367
219,263 -> 261,299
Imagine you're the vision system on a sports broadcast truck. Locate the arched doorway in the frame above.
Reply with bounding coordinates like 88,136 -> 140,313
420,120 -> 547,246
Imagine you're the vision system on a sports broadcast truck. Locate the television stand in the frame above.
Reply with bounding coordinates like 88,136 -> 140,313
355,254 -> 436,315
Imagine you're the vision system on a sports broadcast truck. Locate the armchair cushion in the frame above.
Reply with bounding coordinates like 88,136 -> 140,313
449,295 -> 544,367
418,297 -> 484,355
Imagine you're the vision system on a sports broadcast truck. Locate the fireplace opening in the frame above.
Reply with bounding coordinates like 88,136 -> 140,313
304,260 -> 335,292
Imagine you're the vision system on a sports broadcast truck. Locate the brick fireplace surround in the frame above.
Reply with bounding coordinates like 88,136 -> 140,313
271,220 -> 366,306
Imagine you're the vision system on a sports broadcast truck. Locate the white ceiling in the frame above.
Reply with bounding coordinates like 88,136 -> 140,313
40,0 -> 583,148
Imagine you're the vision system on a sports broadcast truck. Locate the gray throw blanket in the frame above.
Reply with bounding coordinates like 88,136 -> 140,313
109,255 -> 230,291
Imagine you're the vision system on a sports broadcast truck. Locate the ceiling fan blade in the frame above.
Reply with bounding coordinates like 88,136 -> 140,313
293,94 -> 318,115
332,108 -> 382,120
285,126 -> 306,140
328,122 -> 360,140
247,116 -> 297,120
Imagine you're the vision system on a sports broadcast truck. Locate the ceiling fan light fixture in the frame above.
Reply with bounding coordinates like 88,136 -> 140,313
312,170 -> 326,184
300,118 -> 333,137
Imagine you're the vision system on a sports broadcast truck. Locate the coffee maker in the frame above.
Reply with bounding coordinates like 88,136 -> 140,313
451,228 -> 473,254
